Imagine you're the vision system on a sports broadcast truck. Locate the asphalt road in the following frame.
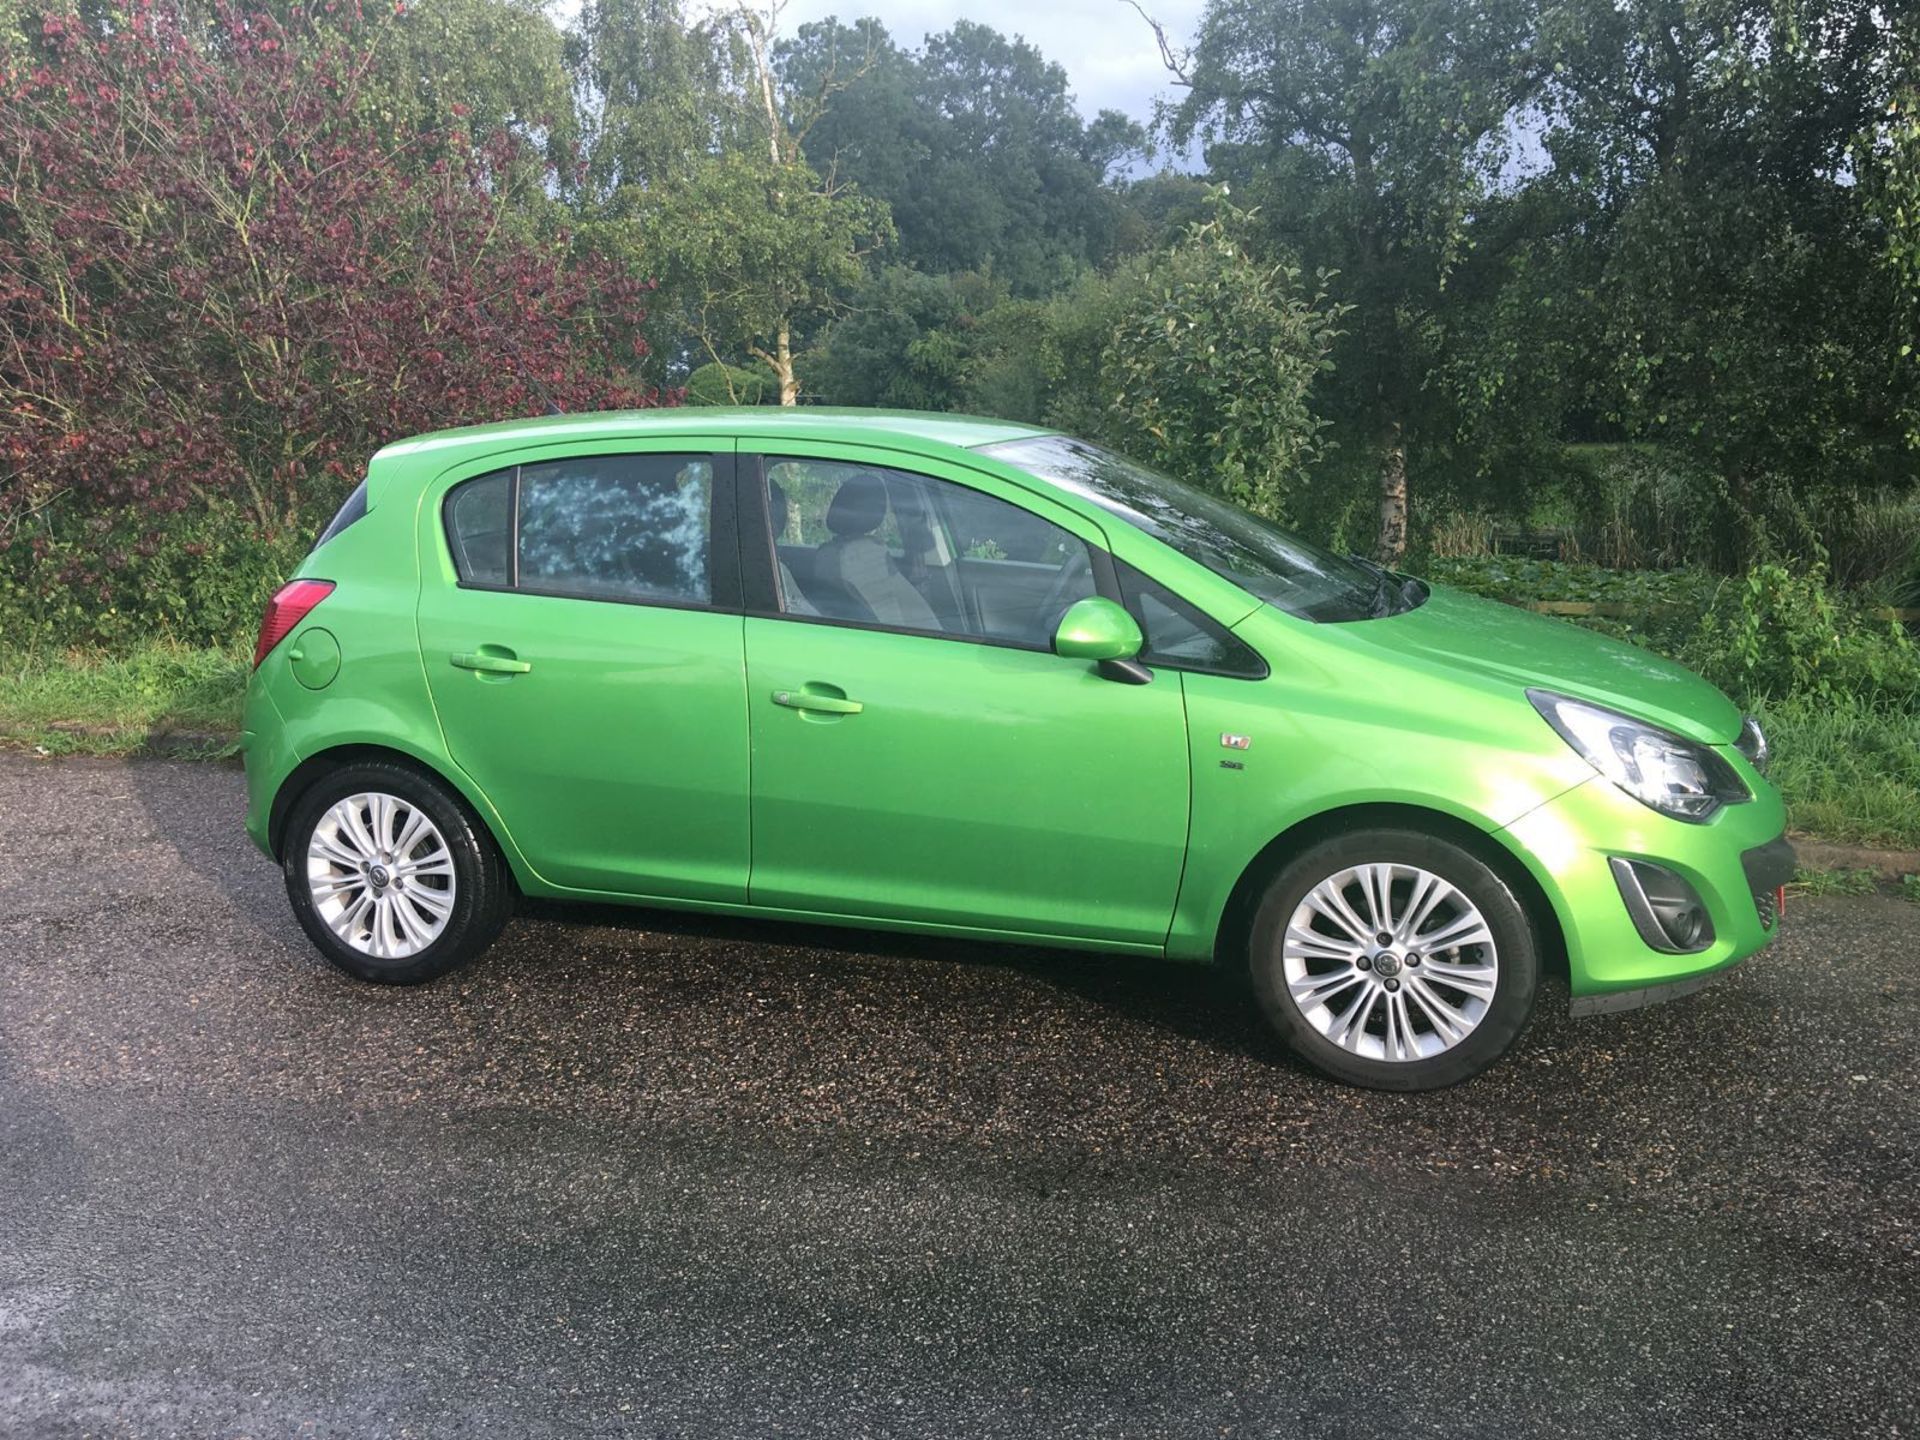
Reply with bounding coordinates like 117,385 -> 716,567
1,753 -> 1915,1439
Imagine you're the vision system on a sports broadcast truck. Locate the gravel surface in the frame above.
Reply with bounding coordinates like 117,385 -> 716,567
1,753 -> 1915,1438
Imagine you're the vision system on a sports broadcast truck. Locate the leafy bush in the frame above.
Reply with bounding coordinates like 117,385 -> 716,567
1098,205 -> 1348,521
1,500 -> 307,650
1763,694 -> 1920,847
1,0 -> 663,647
685,362 -> 774,406
1682,564 -> 1919,705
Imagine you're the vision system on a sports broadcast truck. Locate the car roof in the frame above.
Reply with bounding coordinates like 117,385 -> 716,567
372,407 -> 1057,467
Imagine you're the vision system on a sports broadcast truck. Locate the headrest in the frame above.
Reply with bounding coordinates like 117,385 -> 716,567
825,473 -> 888,537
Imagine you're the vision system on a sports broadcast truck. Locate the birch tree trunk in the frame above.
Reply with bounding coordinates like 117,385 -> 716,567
1376,424 -> 1408,564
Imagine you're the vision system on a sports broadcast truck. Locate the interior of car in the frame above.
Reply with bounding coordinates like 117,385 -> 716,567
767,460 -> 1099,647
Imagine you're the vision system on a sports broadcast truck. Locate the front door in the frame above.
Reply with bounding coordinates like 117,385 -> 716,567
415,442 -> 750,900
742,448 -> 1191,946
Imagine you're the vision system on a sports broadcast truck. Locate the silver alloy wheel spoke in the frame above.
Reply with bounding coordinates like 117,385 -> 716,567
306,792 -> 455,961
1280,861 -> 1499,1064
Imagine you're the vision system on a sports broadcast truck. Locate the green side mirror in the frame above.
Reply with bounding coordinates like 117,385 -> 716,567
1053,596 -> 1143,662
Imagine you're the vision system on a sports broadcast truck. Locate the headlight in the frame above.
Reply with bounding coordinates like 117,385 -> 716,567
1736,715 -> 1769,775
1528,690 -> 1749,823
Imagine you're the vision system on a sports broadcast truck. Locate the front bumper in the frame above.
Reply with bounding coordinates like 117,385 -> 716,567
1498,770 -> 1792,1013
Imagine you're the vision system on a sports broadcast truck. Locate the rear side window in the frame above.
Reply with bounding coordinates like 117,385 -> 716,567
447,471 -> 512,585
444,454 -> 714,607
312,478 -> 369,551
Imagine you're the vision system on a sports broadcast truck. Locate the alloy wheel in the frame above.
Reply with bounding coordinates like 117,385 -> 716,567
1280,862 -> 1499,1063
304,791 -> 457,960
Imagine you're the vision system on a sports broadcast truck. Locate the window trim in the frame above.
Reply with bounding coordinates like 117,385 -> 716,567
1114,557 -> 1270,681
739,449 -> 1126,657
439,449 -> 740,613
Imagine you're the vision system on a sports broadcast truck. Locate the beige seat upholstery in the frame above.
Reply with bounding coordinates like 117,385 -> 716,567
814,473 -> 941,630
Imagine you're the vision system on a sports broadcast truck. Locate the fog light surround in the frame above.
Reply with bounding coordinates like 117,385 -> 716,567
1609,857 -> 1716,955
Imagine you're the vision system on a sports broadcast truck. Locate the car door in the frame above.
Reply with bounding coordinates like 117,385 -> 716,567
741,445 -> 1191,947
415,440 -> 750,901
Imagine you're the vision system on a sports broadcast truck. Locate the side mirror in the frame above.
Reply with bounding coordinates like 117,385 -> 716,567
1053,596 -> 1153,684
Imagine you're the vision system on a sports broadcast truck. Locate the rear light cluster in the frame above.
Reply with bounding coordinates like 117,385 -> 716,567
253,579 -> 335,669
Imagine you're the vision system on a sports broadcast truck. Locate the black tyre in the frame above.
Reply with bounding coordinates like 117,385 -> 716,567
282,760 -> 512,985
1248,828 -> 1538,1090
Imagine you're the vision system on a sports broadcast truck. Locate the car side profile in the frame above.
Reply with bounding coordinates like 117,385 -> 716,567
243,409 -> 1793,1090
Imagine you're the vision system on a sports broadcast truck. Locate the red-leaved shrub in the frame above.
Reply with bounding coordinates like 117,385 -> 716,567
0,0 -> 663,640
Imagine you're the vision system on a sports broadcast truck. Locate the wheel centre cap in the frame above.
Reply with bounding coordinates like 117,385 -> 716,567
1374,952 -> 1402,978
368,864 -> 391,890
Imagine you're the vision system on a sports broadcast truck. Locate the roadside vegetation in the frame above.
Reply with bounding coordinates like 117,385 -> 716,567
2,0 -> 1916,857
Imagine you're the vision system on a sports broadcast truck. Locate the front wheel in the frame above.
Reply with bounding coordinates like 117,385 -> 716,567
283,761 -> 512,985
1248,829 -> 1539,1091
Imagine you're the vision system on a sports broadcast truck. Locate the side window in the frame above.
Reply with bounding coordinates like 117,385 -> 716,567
447,470 -> 512,585
1115,559 -> 1267,678
761,458 -> 1096,646
443,454 -> 714,606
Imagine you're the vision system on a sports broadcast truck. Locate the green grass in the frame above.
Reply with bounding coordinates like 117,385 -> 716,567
1760,694 -> 1920,850
1792,866 -> 1881,897
0,643 -> 249,755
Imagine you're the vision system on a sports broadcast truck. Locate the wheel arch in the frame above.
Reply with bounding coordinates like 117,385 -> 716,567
1211,802 -> 1568,978
267,742 -> 530,892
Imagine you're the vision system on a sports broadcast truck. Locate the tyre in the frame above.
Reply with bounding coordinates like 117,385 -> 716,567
282,761 -> 512,984
1247,828 -> 1539,1091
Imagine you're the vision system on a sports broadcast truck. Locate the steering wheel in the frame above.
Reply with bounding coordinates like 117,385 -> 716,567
1035,549 -> 1095,637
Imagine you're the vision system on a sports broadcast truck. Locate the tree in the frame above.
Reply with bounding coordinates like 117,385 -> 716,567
781,17 -> 1146,296
1865,13 -> 1920,450
1519,0 -> 1914,565
0,0 -> 660,629
569,0 -> 889,402
1100,203 -> 1347,519
1165,0 -> 1556,559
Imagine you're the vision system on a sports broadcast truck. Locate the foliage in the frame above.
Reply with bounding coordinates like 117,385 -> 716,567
1682,565 -> 1920,705
1792,866 -> 1881,897
1170,0 -> 1559,557
778,18 -> 1145,296
1763,694 -> 1920,849
0,0 -> 661,644
1098,206 -> 1346,520
685,361 -> 773,406
570,0 -> 890,401
1901,874 -> 1920,904
1864,14 -> 1920,449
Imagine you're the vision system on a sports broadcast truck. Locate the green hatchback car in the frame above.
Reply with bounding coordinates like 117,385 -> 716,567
243,408 -> 1793,1089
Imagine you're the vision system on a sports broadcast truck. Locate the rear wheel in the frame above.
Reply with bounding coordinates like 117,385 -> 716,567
1248,828 -> 1538,1090
283,761 -> 511,984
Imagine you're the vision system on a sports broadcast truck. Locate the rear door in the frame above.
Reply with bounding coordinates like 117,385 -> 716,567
415,440 -> 750,900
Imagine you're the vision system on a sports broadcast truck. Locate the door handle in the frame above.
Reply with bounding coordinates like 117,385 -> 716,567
451,651 -> 533,675
772,687 -> 863,715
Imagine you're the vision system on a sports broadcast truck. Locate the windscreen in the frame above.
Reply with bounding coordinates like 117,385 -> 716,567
981,435 -> 1420,623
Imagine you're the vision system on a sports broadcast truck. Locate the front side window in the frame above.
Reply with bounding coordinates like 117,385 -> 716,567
760,458 -> 1096,647
444,454 -> 714,606
1115,559 -> 1267,678
982,435 -> 1421,623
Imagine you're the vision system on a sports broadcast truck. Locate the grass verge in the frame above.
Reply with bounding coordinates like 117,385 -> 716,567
0,643 -> 249,755
2,646 -> 1917,852
1759,694 -> 1920,850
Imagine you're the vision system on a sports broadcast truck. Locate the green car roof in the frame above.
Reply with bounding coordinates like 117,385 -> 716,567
373,407 -> 1055,467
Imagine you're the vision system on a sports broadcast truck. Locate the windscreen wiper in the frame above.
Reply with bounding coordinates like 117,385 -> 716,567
1346,553 -> 1405,618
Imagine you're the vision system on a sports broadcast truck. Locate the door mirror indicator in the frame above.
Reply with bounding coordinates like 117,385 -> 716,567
1053,597 -> 1151,682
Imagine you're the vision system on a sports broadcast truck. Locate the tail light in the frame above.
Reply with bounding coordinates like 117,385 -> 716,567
253,579 -> 336,669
